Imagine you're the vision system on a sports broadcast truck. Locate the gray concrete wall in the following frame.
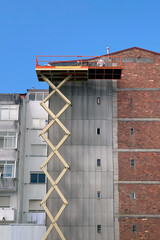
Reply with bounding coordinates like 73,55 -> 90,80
47,80 -> 114,240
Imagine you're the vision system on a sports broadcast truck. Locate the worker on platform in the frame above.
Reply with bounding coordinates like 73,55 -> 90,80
97,58 -> 105,67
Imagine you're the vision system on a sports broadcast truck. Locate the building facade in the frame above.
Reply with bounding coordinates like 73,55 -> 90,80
37,47 -> 160,240
0,47 -> 160,240
0,90 -> 48,228
22,89 -> 48,224
48,80 -> 114,240
112,47 -> 160,240
0,94 -> 23,223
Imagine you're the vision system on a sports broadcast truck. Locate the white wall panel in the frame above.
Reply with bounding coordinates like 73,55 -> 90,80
0,225 -> 46,240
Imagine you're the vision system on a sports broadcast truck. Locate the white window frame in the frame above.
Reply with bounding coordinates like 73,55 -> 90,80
31,144 -> 47,156
32,118 -> 48,129
0,105 -> 19,121
29,200 -> 43,211
0,132 -> 18,149
0,161 -> 16,178
131,191 -> 136,199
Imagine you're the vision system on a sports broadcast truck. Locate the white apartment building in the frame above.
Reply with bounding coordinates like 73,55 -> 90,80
22,89 -> 48,225
0,94 -> 22,223
0,90 -> 48,238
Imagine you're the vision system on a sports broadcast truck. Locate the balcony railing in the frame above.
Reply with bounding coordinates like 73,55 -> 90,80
36,55 -> 122,69
0,208 -> 15,221
0,178 -> 17,192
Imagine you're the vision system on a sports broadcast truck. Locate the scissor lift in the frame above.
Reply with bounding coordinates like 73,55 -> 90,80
36,55 -> 122,240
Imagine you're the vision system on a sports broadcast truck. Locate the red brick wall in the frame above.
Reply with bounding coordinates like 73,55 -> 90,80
118,62 -> 160,88
120,218 -> 160,240
114,48 -> 160,239
119,152 -> 160,181
118,91 -> 160,118
119,184 -> 160,214
111,48 -> 160,89
118,121 -> 160,149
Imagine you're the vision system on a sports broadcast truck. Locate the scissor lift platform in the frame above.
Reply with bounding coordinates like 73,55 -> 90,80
36,54 -> 123,240
36,55 -> 122,81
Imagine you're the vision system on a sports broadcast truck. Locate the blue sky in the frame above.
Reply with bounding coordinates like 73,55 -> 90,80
1,0 -> 160,93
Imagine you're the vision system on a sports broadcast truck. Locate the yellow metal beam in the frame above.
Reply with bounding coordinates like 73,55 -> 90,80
40,74 -> 71,240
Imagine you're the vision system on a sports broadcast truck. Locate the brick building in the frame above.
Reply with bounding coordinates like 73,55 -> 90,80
35,47 -> 160,240
111,47 -> 160,240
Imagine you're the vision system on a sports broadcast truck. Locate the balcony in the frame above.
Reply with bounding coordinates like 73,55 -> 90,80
0,178 -> 17,192
0,208 -> 15,222
27,212 -> 45,225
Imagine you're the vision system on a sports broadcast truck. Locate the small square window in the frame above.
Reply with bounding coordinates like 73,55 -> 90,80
30,173 -> 45,184
29,93 -> 35,101
97,128 -> 101,135
132,225 -> 137,234
97,97 -> 101,105
131,192 -> 136,199
97,159 -> 101,167
97,191 -> 101,199
129,97 -> 133,106
130,159 -> 135,167
36,93 -> 43,101
97,225 -> 101,233
130,128 -> 134,135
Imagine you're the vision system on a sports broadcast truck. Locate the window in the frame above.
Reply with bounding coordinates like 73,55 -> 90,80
129,98 -> 133,106
30,173 -> 45,183
131,192 -> 136,199
97,97 -> 101,105
29,93 -> 35,101
97,128 -> 101,135
0,105 -> 19,120
0,196 -> 10,208
0,132 -> 17,149
27,201 -> 45,225
29,200 -> 43,211
97,191 -> 101,199
28,92 -> 48,101
0,161 -> 16,178
97,225 -> 101,233
36,93 -> 44,101
130,128 -> 134,135
132,225 -> 137,234
31,144 -> 47,156
130,159 -> 135,167
97,159 -> 101,167
32,119 -> 47,129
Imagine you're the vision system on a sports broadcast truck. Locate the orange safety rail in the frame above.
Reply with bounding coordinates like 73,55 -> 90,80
35,55 -> 123,69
